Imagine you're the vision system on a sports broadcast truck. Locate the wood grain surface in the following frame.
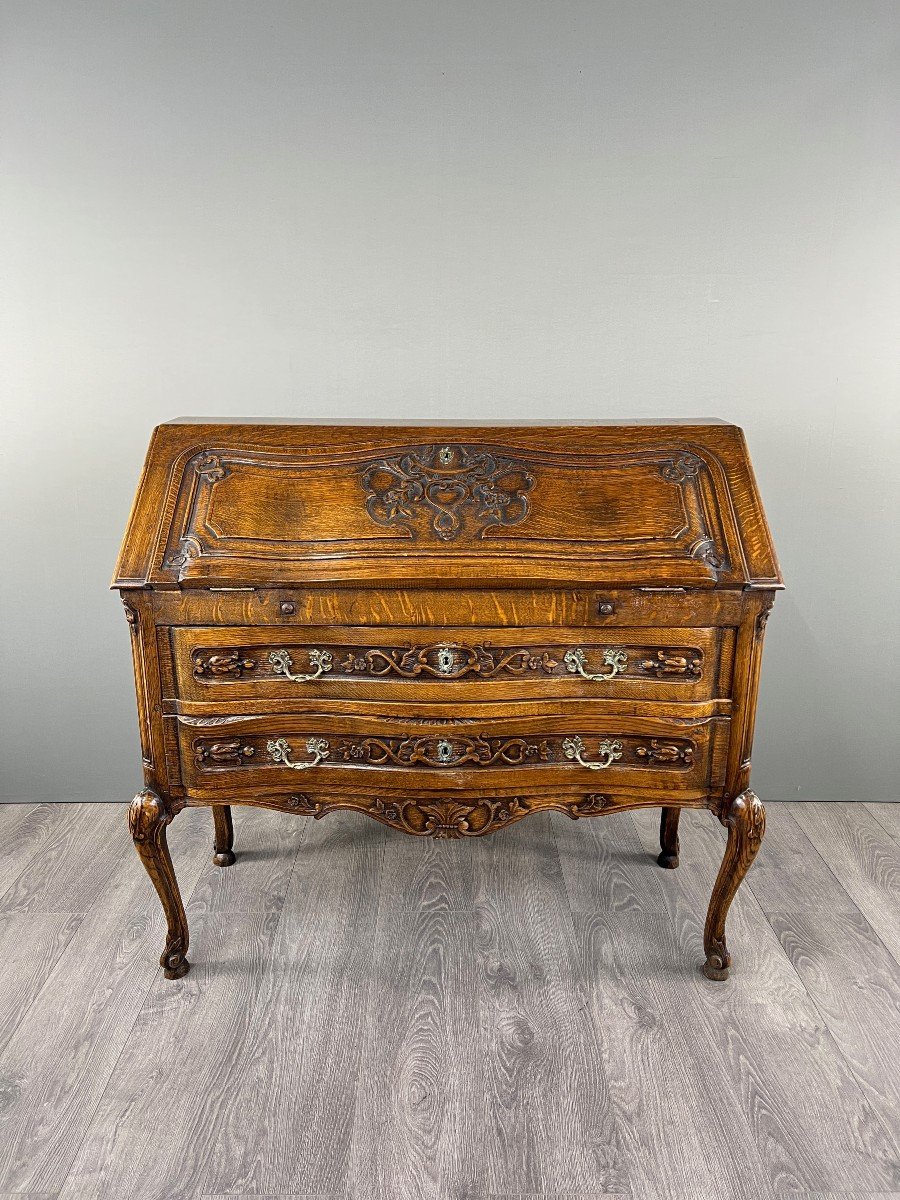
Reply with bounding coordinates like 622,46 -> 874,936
0,804 -> 77,907
0,807 -> 210,1194
1,800 -> 898,1200
791,803 -> 900,966
866,801 -> 900,842
629,807 -> 899,1193
208,813 -> 387,1196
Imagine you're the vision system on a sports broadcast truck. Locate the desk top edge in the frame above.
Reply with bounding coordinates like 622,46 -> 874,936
165,416 -> 734,428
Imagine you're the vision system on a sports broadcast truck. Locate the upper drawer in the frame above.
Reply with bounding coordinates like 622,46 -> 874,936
170,625 -> 726,703
114,424 -> 782,590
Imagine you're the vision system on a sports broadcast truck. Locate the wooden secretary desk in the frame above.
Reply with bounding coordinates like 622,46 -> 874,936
113,419 -> 781,982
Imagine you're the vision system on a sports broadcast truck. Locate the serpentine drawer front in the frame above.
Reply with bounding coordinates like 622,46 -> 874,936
114,419 -> 781,982
170,624 -> 725,704
177,713 -> 725,793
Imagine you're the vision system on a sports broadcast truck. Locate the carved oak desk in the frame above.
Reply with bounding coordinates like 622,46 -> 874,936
113,419 -> 781,981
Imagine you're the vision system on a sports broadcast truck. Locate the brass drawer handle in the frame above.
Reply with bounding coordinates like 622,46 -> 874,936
267,736 -> 330,770
562,735 -> 623,770
268,648 -> 333,683
564,647 -> 627,682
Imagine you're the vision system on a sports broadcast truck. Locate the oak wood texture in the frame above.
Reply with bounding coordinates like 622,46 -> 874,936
1,801 -> 898,1200
172,623 -> 724,704
112,421 -> 780,590
113,420 -> 782,980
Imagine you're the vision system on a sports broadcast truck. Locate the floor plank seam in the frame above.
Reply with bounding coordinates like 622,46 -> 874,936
754,812 -> 900,1172
0,804 -> 74,909
8,802 -> 897,1200
0,912 -> 87,1060
53,949 -> 164,1196
793,809 -> 900,973
52,806 -> 220,1197
756,905 -> 900,1178
864,800 -> 900,845
200,812 -> 315,1190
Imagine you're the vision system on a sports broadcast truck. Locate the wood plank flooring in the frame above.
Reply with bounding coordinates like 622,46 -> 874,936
0,801 -> 897,1200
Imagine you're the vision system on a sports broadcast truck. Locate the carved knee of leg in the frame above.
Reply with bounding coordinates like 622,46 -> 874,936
702,790 -> 765,982
129,790 -> 191,980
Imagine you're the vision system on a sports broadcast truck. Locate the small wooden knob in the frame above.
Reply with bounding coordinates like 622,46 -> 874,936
280,601 -> 295,616
598,601 -> 615,616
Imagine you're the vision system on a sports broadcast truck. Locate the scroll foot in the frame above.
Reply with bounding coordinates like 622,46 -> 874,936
657,805 -> 680,869
702,790 -> 766,982
129,790 -> 190,979
702,940 -> 731,981
212,804 -> 236,867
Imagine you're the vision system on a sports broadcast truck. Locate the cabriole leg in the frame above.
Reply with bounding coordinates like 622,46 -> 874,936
658,806 -> 680,868
703,790 -> 766,981
212,804 -> 236,867
128,789 -> 190,979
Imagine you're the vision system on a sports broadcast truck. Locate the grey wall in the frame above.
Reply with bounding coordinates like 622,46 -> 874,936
2,1 -> 898,803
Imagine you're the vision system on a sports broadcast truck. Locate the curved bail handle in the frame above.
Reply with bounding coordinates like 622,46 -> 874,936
268,648 -> 333,683
267,736 -> 330,770
562,735 -> 624,770
564,647 -> 627,683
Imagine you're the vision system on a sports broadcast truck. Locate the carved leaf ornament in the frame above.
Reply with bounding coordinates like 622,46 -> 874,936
362,444 -> 535,541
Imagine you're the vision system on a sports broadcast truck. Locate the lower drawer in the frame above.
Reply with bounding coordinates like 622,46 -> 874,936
175,711 -> 729,794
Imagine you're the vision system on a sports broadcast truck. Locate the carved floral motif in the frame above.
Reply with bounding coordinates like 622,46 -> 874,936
190,639 -> 704,684
339,643 -> 559,678
193,650 -> 258,678
194,453 -> 227,482
369,795 -> 531,837
194,739 -> 255,765
333,734 -> 553,768
361,444 -> 535,542
661,454 -> 702,483
659,453 -> 726,572
128,790 -> 165,842
633,739 -> 694,766
188,637 -> 709,686
227,791 -> 622,837
638,650 -> 702,678
720,789 -> 766,853
194,731 -> 698,773
689,537 -> 724,570
165,536 -> 201,569
756,599 -> 775,634
122,598 -> 139,628
570,793 -> 612,816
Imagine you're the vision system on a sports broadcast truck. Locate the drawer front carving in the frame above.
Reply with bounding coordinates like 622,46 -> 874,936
220,732 -> 692,771
172,626 -> 721,703
177,714 -> 722,793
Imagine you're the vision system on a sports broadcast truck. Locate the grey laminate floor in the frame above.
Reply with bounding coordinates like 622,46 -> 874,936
0,801 -> 898,1200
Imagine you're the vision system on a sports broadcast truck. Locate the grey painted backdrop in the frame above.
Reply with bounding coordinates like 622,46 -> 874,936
2,2 -> 898,803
